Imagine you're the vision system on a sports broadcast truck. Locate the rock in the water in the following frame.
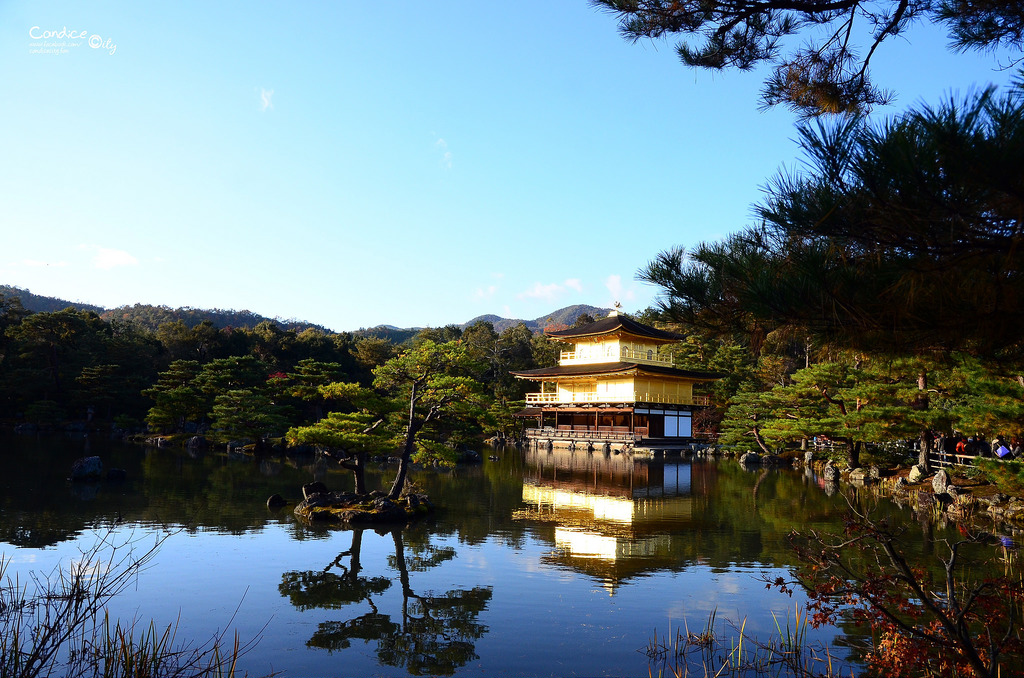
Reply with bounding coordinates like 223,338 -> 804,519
71,456 -> 103,480
932,468 -> 950,494
908,464 -> 926,483
187,436 -> 208,450
849,467 -> 867,482
267,493 -> 287,509
739,451 -> 761,466
868,465 -> 881,480
822,463 -> 839,482
804,450 -> 814,465
303,481 -> 329,500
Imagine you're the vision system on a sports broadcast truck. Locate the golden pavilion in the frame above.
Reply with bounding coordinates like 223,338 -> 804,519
512,311 -> 721,451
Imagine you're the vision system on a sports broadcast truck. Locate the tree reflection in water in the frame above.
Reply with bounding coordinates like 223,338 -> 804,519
279,525 -> 492,676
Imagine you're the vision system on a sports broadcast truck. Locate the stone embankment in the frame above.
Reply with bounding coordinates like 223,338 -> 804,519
726,446 -> 1023,529
808,456 -> 1023,528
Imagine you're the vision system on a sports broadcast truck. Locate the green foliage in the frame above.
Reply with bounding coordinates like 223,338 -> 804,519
596,0 -> 1024,116
210,388 -> 291,445
373,340 -> 490,496
288,381 -> 394,492
351,336 -> 396,377
289,409 -> 388,454
24,400 -> 65,427
142,360 -> 205,433
194,356 -> 268,396
641,85 -> 1024,358
975,459 -> 1024,496
483,399 -> 524,438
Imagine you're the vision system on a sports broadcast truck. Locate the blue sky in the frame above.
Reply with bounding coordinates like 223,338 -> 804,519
1,2 -> 1016,331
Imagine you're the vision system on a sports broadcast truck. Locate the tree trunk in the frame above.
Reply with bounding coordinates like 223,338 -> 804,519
388,433 -> 417,499
918,430 -> 932,472
751,424 -> 773,455
917,370 -> 931,473
388,382 -> 420,500
845,438 -> 860,468
391,383 -> 423,499
352,453 -> 367,495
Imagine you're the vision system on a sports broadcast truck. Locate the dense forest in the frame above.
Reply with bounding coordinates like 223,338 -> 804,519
2,279 -> 1022,471
0,290 -> 600,448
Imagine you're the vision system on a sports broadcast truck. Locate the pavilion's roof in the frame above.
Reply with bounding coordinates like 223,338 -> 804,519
546,314 -> 685,342
511,362 -> 723,381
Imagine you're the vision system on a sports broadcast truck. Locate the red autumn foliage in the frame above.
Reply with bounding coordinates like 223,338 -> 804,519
766,506 -> 1023,677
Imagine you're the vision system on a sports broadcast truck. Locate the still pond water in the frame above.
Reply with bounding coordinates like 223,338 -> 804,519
0,434 -> 974,676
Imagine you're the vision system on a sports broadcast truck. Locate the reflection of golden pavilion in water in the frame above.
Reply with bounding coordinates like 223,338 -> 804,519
517,447 -> 715,593
512,311 -> 722,454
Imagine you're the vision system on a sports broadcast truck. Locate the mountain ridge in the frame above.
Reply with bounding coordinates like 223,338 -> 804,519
0,285 -> 612,338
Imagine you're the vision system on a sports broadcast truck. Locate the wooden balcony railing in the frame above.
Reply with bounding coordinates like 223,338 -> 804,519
558,347 -> 674,367
525,392 -> 710,407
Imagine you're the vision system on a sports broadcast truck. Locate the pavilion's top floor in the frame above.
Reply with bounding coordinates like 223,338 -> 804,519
546,311 -> 685,368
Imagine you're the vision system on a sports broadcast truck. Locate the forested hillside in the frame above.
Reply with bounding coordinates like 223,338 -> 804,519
1,286 -> 607,337
0,286 -> 105,315
0,287 -> 609,443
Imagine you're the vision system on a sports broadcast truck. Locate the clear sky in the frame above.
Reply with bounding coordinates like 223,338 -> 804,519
1,2 -> 1016,332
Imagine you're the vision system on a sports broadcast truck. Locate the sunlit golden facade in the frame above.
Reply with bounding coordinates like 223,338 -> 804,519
512,312 -> 721,445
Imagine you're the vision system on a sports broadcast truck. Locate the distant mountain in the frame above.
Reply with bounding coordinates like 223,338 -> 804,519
0,286 -> 331,333
1,285 -> 613,339
353,325 -> 422,344
102,304 -> 333,333
462,304 -> 612,334
0,285 -> 105,315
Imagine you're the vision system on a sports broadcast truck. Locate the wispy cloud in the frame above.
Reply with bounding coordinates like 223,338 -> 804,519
22,259 -> 67,268
80,245 -> 138,270
605,274 -> 636,305
435,137 -> 452,169
260,87 -> 274,112
474,285 -> 498,299
518,281 -> 562,302
517,278 -> 588,302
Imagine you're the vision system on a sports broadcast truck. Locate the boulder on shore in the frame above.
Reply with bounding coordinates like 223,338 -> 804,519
848,467 -> 870,484
739,451 -> 761,467
70,456 -> 103,481
302,481 -> 329,500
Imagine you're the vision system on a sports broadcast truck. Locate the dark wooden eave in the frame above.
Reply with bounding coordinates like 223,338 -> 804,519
545,315 -> 685,342
511,362 -> 723,381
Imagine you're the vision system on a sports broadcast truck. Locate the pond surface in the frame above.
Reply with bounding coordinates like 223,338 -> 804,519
0,434 -> 972,676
